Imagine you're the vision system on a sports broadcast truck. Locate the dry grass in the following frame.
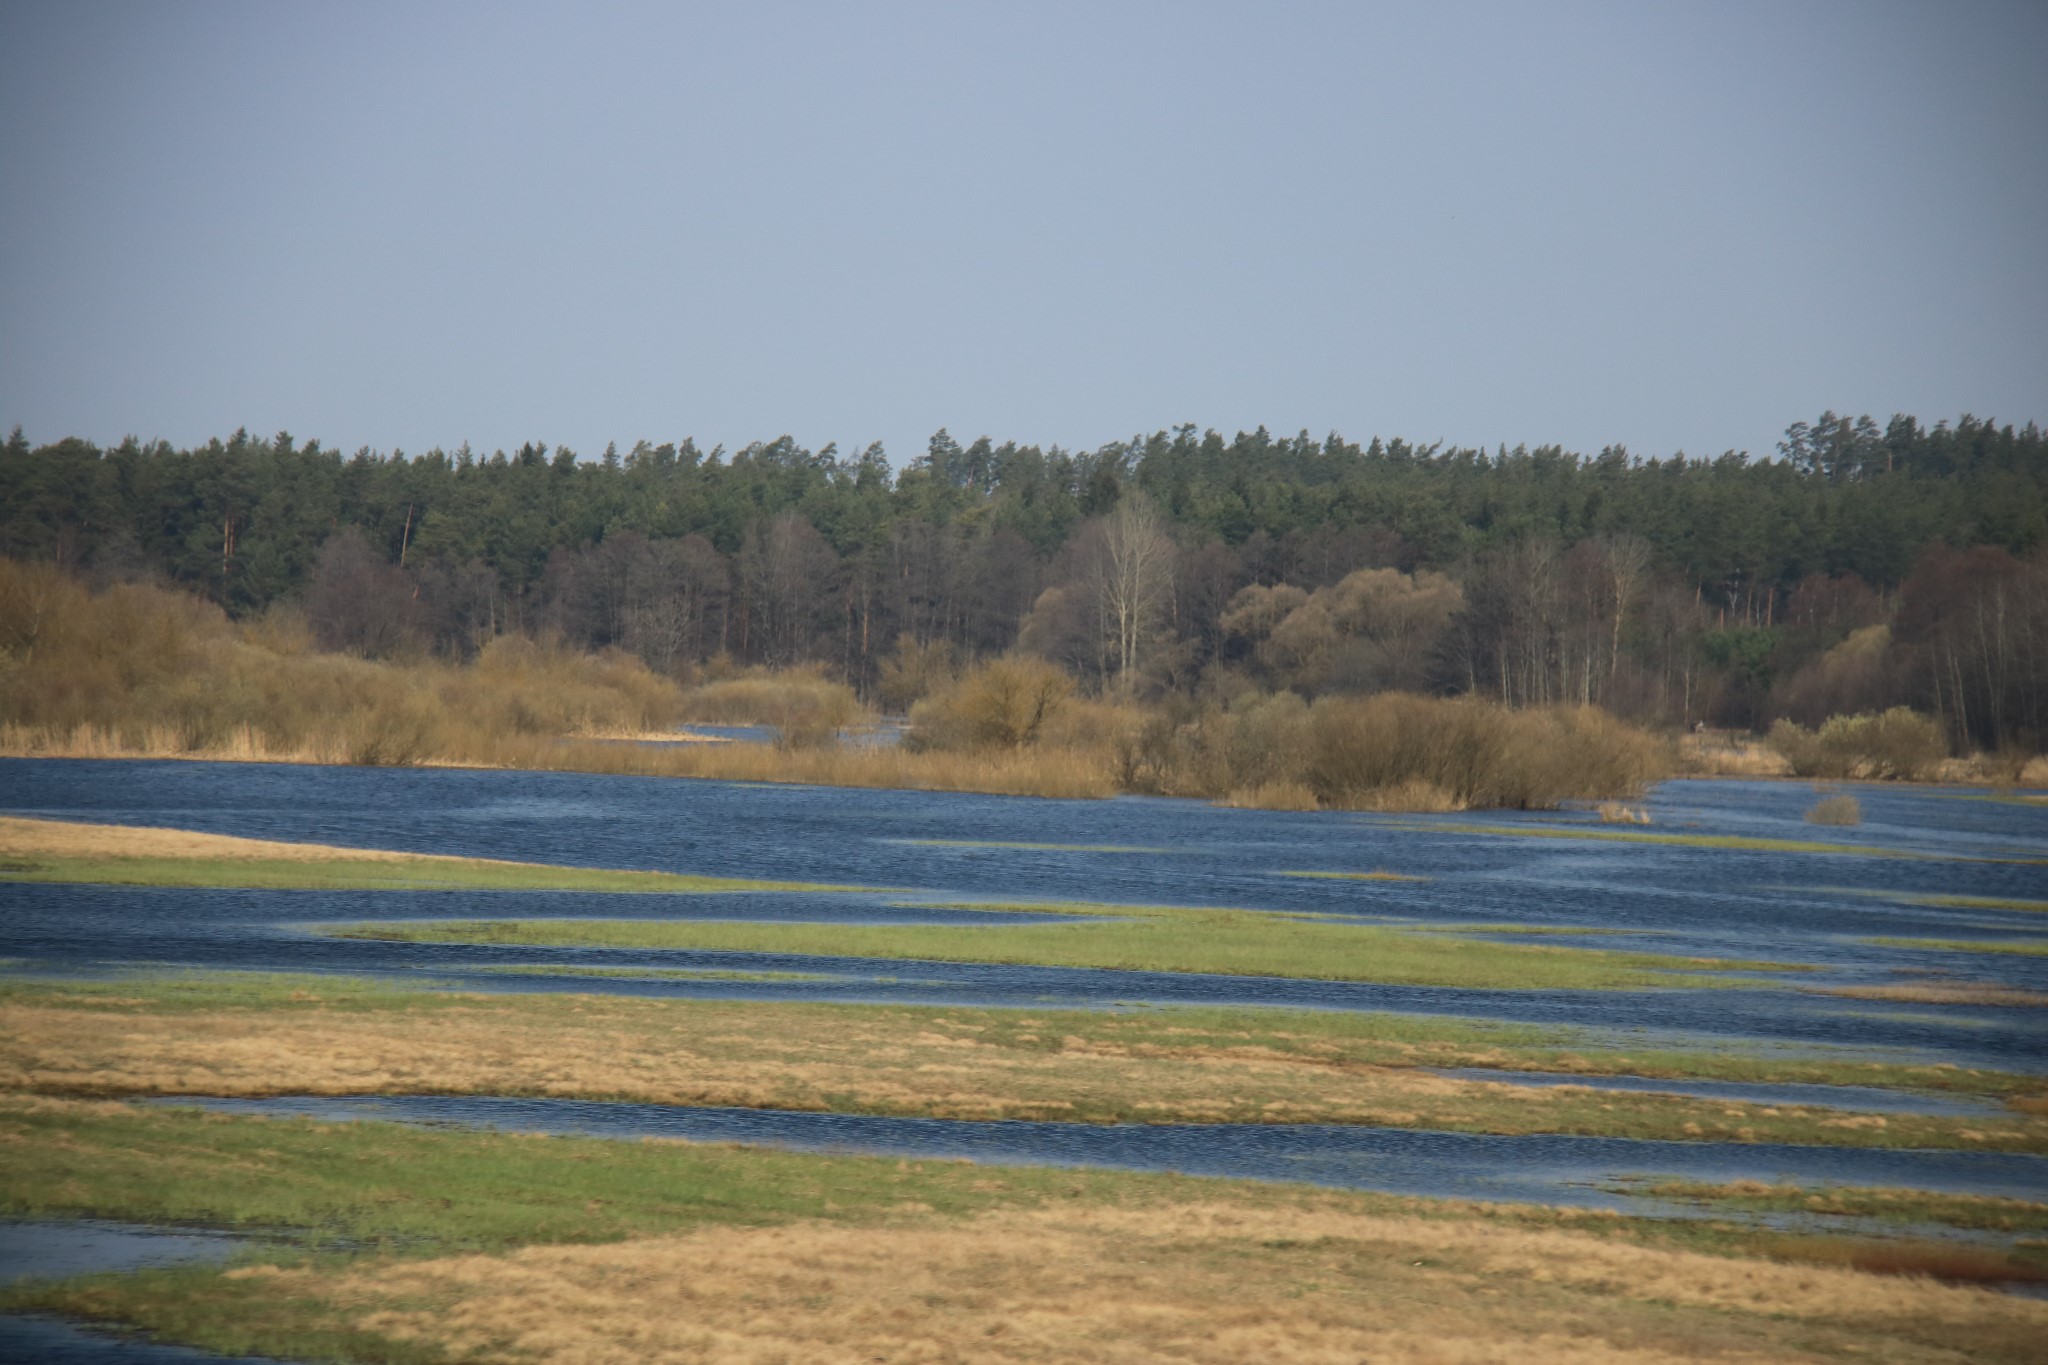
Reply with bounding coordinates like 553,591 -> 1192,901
0,817 -> 417,865
0,817 -> 848,893
1677,731 -> 1793,778
1805,793 -> 1864,826
266,1200 -> 2048,1364
1214,780 -> 1321,810
7,986 -> 2043,1150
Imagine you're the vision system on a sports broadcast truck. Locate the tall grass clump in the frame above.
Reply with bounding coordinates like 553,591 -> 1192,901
0,559 -> 684,767
1768,708 -> 1948,781
1806,793 -> 1863,826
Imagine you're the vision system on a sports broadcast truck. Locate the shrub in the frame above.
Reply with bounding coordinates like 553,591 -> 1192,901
908,656 -> 1075,751
1805,793 -> 1862,825
678,667 -> 863,748
1772,708 -> 1947,780
1301,694 -> 1664,811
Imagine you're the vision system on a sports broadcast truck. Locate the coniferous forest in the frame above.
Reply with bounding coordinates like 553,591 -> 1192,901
3,411 -> 2043,753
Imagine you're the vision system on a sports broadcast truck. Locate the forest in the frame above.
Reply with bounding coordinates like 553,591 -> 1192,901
2,411 -> 2043,755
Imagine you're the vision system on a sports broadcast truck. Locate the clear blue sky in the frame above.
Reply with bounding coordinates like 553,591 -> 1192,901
3,0 -> 2042,466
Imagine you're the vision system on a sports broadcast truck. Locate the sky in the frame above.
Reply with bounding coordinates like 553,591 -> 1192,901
2,0 -> 2043,467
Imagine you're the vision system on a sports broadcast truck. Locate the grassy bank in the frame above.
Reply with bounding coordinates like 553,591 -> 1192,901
330,902 -> 1801,992
7,975 -> 2038,1150
4,1096 -> 2044,1365
0,816 -> 858,893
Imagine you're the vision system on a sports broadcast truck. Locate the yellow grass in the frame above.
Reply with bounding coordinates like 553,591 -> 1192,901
1677,731 -> 1793,778
0,817 -> 850,894
266,1199 -> 2048,1364
0,817 -> 424,865
7,988 -> 2042,1149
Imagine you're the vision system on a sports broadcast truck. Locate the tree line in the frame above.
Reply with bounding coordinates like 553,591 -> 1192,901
3,412 -> 2043,750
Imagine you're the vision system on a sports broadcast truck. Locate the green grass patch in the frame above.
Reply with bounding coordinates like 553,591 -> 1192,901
1865,937 -> 2048,958
0,1098 -> 1164,1256
0,851 -> 863,895
326,905 -> 1804,991
1620,1179 -> 2048,1233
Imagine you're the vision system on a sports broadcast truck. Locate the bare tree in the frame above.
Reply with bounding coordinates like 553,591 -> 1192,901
1095,494 -> 1175,691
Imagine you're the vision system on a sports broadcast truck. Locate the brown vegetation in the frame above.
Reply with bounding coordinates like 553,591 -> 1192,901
250,1199 -> 2048,1364
9,986 -> 2042,1150
1805,793 -> 1863,826
1812,983 -> 2048,1009
1769,708 -> 1949,781
676,665 -> 866,747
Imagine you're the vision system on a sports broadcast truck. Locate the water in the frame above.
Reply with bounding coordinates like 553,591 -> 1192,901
0,1318 -> 277,1365
0,1224 -> 264,1365
0,761 -> 2043,1350
162,1094 -> 2048,1212
0,1222 -> 241,1286
2,759 -> 2042,1069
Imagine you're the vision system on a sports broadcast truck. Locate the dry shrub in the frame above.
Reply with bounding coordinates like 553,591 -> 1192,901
873,634 -> 955,713
1303,694 -> 1666,811
1770,708 -> 1948,781
1806,793 -> 1863,826
0,559 -> 686,768
678,666 -> 862,747
907,655 -> 1075,751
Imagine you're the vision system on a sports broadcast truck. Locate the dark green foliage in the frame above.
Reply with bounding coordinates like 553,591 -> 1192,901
2,413 -> 2042,743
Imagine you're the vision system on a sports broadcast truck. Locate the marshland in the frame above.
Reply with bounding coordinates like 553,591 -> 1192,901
3,748 -> 2047,1362
4,413 -> 2048,1360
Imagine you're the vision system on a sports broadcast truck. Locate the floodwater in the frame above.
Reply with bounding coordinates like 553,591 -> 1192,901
2,758 -> 2042,1069
0,1223 -> 263,1365
2,757 -> 2046,1347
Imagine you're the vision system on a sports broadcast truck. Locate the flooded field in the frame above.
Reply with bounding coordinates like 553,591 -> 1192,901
2,757 -> 2045,1360
3,758 -> 2042,1065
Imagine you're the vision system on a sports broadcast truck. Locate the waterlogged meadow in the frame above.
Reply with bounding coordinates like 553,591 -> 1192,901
2,756 -> 2046,1361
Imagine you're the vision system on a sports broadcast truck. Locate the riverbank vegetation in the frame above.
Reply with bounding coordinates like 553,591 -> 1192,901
6,407 -> 2043,802
7,1097 -> 2043,1365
